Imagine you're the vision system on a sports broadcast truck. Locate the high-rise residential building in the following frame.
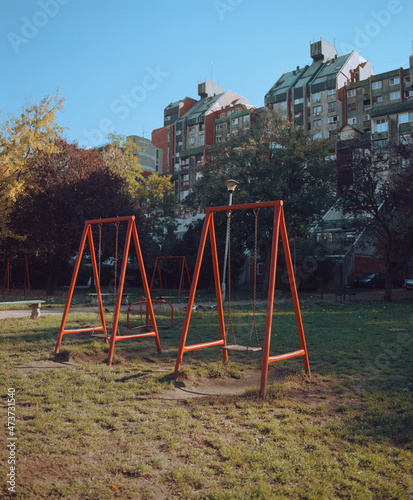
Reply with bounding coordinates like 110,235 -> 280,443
152,79 -> 253,201
264,38 -> 374,142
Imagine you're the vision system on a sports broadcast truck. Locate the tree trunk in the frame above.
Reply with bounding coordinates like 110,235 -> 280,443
46,253 -> 60,296
383,245 -> 393,302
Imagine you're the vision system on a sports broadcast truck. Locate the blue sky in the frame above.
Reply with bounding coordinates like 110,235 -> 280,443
1,0 -> 413,148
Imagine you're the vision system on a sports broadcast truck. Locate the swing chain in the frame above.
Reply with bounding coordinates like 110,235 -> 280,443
225,211 -> 237,345
249,208 -> 260,348
97,223 -> 102,283
112,222 -> 120,334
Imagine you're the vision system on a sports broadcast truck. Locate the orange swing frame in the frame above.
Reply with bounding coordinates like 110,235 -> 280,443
174,201 -> 310,396
150,256 -> 192,297
3,257 -> 31,296
55,216 -> 161,365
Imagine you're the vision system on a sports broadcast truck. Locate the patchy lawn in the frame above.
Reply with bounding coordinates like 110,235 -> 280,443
1,298 -> 412,499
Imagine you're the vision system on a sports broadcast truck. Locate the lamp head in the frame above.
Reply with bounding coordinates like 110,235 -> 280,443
225,179 -> 239,193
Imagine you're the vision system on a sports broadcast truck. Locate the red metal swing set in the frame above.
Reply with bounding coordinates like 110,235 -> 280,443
150,256 -> 192,297
54,216 -> 162,365
174,200 -> 311,397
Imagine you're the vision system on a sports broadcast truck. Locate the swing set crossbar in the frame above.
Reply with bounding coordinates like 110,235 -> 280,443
91,331 -> 157,341
268,349 -> 305,364
62,326 -> 105,334
183,339 -> 225,352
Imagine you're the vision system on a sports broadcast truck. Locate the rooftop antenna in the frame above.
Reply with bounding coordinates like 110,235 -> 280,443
142,127 -> 146,138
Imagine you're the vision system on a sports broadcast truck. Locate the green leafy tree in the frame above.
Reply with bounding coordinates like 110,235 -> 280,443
184,108 -> 335,294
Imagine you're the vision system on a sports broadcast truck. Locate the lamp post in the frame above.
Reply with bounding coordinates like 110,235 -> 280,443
221,179 -> 239,304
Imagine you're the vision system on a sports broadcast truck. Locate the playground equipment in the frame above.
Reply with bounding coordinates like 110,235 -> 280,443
3,257 -> 31,296
174,201 -> 310,396
127,297 -> 174,330
150,256 -> 191,297
54,216 -> 161,365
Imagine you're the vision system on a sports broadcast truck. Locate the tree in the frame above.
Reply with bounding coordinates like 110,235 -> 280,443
136,172 -> 178,258
0,91 -> 65,238
184,108 -> 335,295
6,139 -> 140,294
339,134 -> 413,301
100,133 -> 144,197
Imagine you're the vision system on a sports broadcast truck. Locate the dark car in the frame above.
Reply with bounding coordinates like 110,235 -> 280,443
404,278 -> 413,290
353,272 -> 385,288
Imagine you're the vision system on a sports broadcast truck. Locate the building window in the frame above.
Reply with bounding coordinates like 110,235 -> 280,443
372,81 -> 382,90
165,115 -> 171,121
294,97 -> 304,105
328,102 -> 336,113
373,95 -> 383,104
347,89 -> 356,97
390,91 -> 400,101
313,119 -> 321,127
328,89 -> 336,96
279,101 -> 287,108
347,103 -> 357,112
312,92 -> 321,101
389,77 -> 400,86
363,114 -> 370,121
189,137 -> 195,145
348,117 -> 357,125
374,118 -> 387,133
328,116 -> 338,124
232,118 -> 238,125
400,112 -> 413,124
313,132 -> 322,139
313,105 -> 321,115
216,123 -> 223,130
199,134 -> 204,143
216,135 -> 222,143
373,138 -> 388,151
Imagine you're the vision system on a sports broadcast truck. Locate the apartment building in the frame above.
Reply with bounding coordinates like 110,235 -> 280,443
336,54 -> 413,190
213,102 -> 254,144
265,38 -> 374,141
152,79 -> 253,201
151,96 -> 197,176
127,135 -> 163,177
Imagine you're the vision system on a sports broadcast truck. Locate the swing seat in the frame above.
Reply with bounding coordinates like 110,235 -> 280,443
223,344 -> 262,352
91,333 -> 111,339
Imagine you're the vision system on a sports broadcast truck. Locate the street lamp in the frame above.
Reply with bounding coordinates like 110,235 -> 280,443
222,179 -> 239,303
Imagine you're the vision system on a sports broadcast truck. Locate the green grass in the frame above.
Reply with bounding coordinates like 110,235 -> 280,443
0,297 -> 412,499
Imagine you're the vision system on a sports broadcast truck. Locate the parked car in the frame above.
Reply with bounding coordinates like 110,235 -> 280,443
404,278 -> 413,290
353,272 -> 385,288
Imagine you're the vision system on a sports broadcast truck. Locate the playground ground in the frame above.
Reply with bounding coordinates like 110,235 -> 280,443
1,288 -> 412,498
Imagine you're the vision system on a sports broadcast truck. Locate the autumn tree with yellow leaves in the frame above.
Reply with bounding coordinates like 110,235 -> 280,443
0,91 -> 65,238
